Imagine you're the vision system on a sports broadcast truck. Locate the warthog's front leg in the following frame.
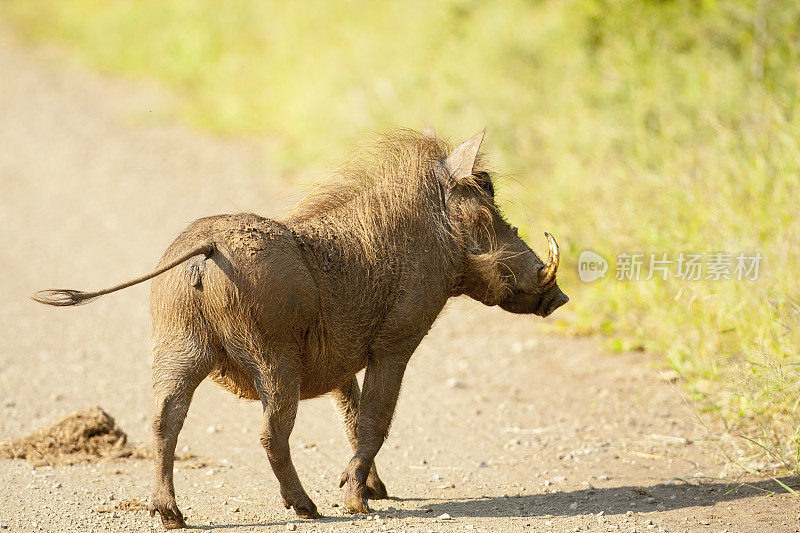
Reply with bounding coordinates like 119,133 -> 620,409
253,346 -> 319,519
330,377 -> 388,499
339,353 -> 410,514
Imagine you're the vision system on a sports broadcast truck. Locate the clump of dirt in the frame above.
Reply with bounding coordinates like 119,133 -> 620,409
95,498 -> 150,513
0,406 -> 139,467
114,498 -> 149,512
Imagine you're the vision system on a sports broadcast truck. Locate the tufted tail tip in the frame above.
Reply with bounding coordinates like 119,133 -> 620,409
31,289 -> 98,307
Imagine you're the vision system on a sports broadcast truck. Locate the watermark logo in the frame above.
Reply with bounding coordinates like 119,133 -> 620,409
578,250 -> 763,282
578,250 -> 608,282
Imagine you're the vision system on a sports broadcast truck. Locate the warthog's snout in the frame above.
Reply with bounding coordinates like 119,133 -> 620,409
536,285 -> 569,317
498,281 -> 569,316
498,232 -> 569,317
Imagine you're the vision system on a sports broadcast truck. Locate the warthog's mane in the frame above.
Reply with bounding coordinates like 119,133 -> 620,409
289,129 -> 448,221
288,130 -> 454,258
287,129 -> 511,301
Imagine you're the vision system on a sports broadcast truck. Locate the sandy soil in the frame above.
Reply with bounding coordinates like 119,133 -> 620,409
1,25 -> 798,533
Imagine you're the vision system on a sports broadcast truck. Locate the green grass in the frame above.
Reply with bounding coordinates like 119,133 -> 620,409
4,0 -> 800,470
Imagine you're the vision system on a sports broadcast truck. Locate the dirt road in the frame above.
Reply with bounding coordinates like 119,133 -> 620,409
1,26 -> 797,532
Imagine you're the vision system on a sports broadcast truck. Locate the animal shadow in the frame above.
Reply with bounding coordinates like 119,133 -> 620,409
392,476 -> 799,519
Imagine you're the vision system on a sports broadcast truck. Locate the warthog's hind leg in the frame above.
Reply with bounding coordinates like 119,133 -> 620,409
150,338 -> 212,530
253,343 -> 319,519
330,377 -> 388,499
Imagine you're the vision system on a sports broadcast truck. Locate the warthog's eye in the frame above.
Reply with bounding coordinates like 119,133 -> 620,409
474,171 -> 494,197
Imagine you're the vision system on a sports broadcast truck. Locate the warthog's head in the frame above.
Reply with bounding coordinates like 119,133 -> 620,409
440,130 -> 568,317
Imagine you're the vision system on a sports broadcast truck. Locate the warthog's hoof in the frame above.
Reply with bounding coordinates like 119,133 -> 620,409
365,470 -> 388,500
344,493 -> 371,514
150,502 -> 186,530
339,464 -> 372,514
281,492 -> 320,519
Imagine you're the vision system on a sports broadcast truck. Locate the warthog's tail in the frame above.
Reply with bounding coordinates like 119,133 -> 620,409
32,242 -> 215,307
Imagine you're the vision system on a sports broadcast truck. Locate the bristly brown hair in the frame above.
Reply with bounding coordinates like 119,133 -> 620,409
286,129 -> 509,296
289,129 -> 449,221
287,130 -> 453,262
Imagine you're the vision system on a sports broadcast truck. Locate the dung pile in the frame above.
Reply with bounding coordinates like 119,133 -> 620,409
0,406 -> 142,467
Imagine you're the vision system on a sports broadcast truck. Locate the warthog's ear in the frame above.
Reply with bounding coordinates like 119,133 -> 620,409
422,122 -> 436,139
445,130 -> 485,182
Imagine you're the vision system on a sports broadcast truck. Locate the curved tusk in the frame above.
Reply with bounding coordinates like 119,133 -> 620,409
540,232 -> 560,285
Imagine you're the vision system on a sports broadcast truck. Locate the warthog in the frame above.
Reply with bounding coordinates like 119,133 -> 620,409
34,128 -> 568,529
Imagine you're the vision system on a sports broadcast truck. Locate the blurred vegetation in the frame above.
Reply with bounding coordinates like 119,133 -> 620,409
4,0 -> 800,471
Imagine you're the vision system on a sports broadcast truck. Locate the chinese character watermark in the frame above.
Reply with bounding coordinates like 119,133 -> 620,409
615,253 -> 644,281
674,253 -> 703,281
647,253 -> 671,281
578,251 -> 763,282
733,252 -> 762,281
